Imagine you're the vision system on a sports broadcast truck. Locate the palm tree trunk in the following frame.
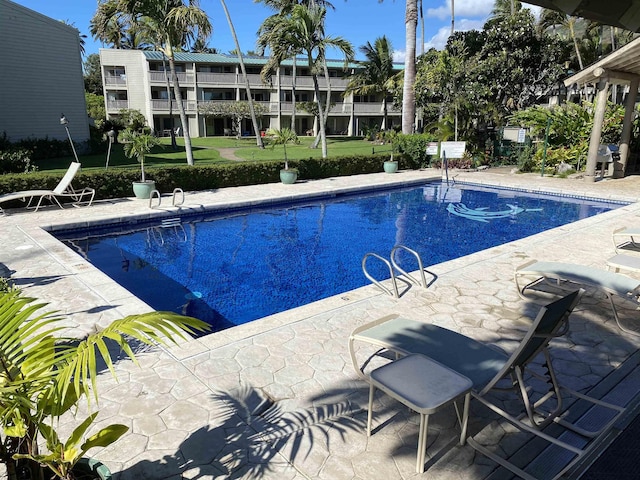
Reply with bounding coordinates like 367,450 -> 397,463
162,55 -> 177,150
220,0 -> 264,148
312,73 -> 328,158
569,19 -> 584,70
168,54 -> 195,166
402,0 -> 418,134
450,0 -> 455,36
292,58 -> 297,132
312,60 -> 331,149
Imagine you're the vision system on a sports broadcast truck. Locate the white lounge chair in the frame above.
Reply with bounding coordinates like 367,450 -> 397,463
349,290 -> 626,479
0,162 -> 94,213
613,226 -> 640,254
515,259 -> 640,334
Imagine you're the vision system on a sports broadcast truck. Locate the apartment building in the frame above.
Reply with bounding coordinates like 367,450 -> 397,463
0,0 -> 89,143
99,49 -> 401,137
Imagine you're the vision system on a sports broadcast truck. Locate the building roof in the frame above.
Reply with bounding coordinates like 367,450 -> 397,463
563,36 -> 640,85
523,0 -> 640,32
142,50 -> 403,71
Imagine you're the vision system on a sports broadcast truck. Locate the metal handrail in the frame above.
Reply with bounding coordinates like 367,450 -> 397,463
172,188 -> 185,206
149,189 -> 162,209
390,245 -> 427,288
362,252 -> 399,298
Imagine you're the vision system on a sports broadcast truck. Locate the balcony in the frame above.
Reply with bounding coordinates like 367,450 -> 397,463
149,71 -> 194,84
151,99 -> 197,112
197,72 -> 238,85
106,99 -> 129,110
105,75 -> 126,86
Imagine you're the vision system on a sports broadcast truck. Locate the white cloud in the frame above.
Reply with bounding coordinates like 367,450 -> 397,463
424,18 -> 486,50
426,0 -> 494,21
393,49 -> 406,63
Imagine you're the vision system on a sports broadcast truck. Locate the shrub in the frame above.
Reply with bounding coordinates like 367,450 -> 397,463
392,133 -> 436,167
0,148 -> 37,174
0,153 -> 423,206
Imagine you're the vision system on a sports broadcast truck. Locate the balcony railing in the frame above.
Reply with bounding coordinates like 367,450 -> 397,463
105,75 -> 126,86
197,72 -> 238,84
149,71 -> 194,83
151,99 -> 197,111
106,99 -> 129,110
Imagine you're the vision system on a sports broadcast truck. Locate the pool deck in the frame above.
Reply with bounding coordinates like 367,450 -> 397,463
3,167 -> 640,479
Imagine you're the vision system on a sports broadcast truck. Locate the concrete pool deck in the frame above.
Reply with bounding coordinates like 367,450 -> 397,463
2,167 -> 640,479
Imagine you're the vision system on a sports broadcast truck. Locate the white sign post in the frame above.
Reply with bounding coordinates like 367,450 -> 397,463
440,141 -> 466,159
440,141 -> 466,184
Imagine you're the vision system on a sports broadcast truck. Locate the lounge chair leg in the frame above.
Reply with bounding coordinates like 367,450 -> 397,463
607,293 -> 640,335
417,413 -> 428,474
460,393 -> 470,445
366,382 -> 375,436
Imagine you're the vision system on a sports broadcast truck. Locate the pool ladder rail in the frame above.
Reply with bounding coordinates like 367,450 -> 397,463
362,245 -> 437,298
149,188 -> 185,209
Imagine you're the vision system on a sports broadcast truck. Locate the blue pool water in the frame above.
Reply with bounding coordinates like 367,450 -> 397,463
57,182 -> 625,332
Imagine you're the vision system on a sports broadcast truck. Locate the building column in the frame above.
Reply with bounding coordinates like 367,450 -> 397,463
585,77 -> 610,182
617,77 -> 640,178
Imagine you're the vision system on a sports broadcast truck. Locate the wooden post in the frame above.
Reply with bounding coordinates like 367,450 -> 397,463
585,77 -> 610,182
617,77 -> 640,178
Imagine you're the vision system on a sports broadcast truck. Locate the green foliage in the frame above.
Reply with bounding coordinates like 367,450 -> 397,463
0,291 -> 209,479
392,133 -> 436,167
198,101 -> 268,136
85,93 -> 106,121
120,130 -> 161,182
0,135 -> 71,162
0,148 -> 37,174
114,109 -> 151,135
510,101 -> 625,172
266,128 -> 299,169
83,53 -> 103,95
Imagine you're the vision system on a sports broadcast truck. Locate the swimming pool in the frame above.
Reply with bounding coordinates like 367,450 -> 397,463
56,181 -> 625,332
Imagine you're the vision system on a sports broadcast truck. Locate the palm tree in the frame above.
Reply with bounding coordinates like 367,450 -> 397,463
0,290 -> 208,480
345,36 -> 396,130
538,8 -> 584,70
402,0 -> 418,134
257,0 -> 335,135
259,5 -> 353,158
91,0 -> 212,167
220,0 -> 264,148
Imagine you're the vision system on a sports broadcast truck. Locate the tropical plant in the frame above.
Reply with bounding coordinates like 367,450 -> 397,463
91,0 -> 212,167
267,127 -> 299,170
120,129 -> 161,182
257,4 -> 353,158
0,290 -> 208,480
198,101 -> 268,138
345,36 -> 396,131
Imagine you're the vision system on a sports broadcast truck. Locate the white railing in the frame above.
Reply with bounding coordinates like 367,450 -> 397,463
149,71 -> 194,83
106,100 -> 129,110
151,99 -> 197,111
197,72 -> 238,84
105,76 -> 126,86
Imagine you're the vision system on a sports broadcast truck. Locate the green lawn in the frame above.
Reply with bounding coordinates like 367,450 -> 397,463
33,136 -> 393,173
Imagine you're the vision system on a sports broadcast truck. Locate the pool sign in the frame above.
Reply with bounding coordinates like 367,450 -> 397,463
440,141 -> 466,159
426,142 -> 439,155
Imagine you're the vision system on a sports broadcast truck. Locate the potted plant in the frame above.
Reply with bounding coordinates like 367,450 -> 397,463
0,290 -> 208,480
121,129 -> 161,199
267,128 -> 300,184
384,151 -> 398,173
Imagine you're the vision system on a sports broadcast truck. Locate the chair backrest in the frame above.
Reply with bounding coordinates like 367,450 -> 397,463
478,289 -> 584,395
53,162 -> 81,195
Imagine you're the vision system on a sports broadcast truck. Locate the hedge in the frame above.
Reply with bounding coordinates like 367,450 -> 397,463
0,153 -> 422,208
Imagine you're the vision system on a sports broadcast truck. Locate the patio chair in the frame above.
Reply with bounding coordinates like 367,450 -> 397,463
515,259 -> 640,335
0,162 -> 95,213
349,289 -> 626,479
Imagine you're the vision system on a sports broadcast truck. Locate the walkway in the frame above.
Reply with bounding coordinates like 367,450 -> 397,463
2,168 -> 640,479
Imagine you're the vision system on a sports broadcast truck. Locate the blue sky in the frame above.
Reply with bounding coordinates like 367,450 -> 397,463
13,0 -> 541,61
